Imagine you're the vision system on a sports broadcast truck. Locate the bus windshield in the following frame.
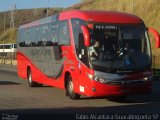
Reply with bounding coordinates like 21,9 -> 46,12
88,24 -> 151,73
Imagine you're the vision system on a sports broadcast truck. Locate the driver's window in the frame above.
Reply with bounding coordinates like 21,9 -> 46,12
71,19 -> 87,63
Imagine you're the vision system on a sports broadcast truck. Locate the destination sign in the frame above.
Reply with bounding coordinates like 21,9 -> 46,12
94,24 -> 118,30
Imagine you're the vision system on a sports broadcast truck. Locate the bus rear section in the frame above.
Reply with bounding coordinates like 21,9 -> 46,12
17,10 -> 160,99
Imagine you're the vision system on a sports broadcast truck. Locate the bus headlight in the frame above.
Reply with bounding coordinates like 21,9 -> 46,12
87,73 -> 106,83
88,74 -> 94,79
143,75 -> 153,81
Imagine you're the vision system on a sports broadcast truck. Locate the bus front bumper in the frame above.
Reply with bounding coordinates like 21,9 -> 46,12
87,80 -> 152,97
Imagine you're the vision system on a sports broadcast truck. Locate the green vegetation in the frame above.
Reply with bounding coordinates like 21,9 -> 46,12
0,0 -> 159,66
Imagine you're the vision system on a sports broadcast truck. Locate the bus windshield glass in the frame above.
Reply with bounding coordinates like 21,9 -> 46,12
88,24 -> 151,73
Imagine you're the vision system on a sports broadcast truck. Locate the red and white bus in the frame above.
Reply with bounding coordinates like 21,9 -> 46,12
17,10 -> 160,99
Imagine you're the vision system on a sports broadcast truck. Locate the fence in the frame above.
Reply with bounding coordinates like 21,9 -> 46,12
0,52 -> 17,65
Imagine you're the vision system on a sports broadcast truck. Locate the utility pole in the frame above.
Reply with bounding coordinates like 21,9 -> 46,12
10,4 -> 16,28
47,0 -> 49,16
2,2 -> 7,64
4,11 -> 6,34
34,8 -> 38,17
33,0 -> 38,17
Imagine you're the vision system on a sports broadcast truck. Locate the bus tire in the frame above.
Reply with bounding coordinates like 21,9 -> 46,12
27,69 -> 39,87
66,75 -> 80,100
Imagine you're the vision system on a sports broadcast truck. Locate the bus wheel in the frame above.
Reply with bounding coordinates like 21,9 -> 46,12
66,75 -> 80,100
27,69 -> 39,87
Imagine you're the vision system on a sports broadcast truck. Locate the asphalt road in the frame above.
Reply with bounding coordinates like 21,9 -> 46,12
0,64 -> 160,120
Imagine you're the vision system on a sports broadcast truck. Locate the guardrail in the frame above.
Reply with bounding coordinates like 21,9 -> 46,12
0,52 -> 17,65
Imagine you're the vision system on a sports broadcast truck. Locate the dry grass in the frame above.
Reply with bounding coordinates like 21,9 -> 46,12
70,0 -> 160,32
0,27 -> 17,44
72,0 -> 160,67
0,8 -> 62,43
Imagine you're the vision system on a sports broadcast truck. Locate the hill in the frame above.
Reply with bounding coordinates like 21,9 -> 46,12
0,8 -> 62,44
70,0 -> 160,32
68,0 -> 160,67
0,0 -> 160,66
1,0 -> 159,42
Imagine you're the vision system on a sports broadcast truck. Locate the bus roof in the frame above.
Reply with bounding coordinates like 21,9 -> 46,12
59,10 -> 143,24
19,14 -> 58,29
19,10 -> 144,29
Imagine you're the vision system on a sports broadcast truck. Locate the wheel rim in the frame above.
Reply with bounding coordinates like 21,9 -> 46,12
68,81 -> 73,94
28,72 -> 32,83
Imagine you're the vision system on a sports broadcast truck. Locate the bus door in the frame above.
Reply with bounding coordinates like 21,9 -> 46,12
71,19 -> 89,89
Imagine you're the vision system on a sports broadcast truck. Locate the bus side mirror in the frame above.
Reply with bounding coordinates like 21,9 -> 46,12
148,27 -> 160,48
81,25 -> 90,47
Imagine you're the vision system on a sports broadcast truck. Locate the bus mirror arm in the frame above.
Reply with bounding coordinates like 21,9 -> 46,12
81,25 -> 90,47
148,27 -> 160,48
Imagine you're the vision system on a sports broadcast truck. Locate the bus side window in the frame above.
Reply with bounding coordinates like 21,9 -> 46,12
34,27 -> 40,46
58,20 -> 70,46
39,25 -> 49,46
31,27 -> 36,47
46,24 -> 52,46
78,33 -> 85,57
19,29 -> 25,47
52,22 -> 62,60
37,26 -> 43,46
71,19 -> 88,64
51,23 -> 59,46
25,28 -> 32,47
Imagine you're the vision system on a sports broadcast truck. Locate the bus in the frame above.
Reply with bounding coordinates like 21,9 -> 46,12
0,43 -> 17,53
17,10 -> 160,99
0,43 -> 17,59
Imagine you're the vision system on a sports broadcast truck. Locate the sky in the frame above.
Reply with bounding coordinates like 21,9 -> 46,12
0,0 -> 81,12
